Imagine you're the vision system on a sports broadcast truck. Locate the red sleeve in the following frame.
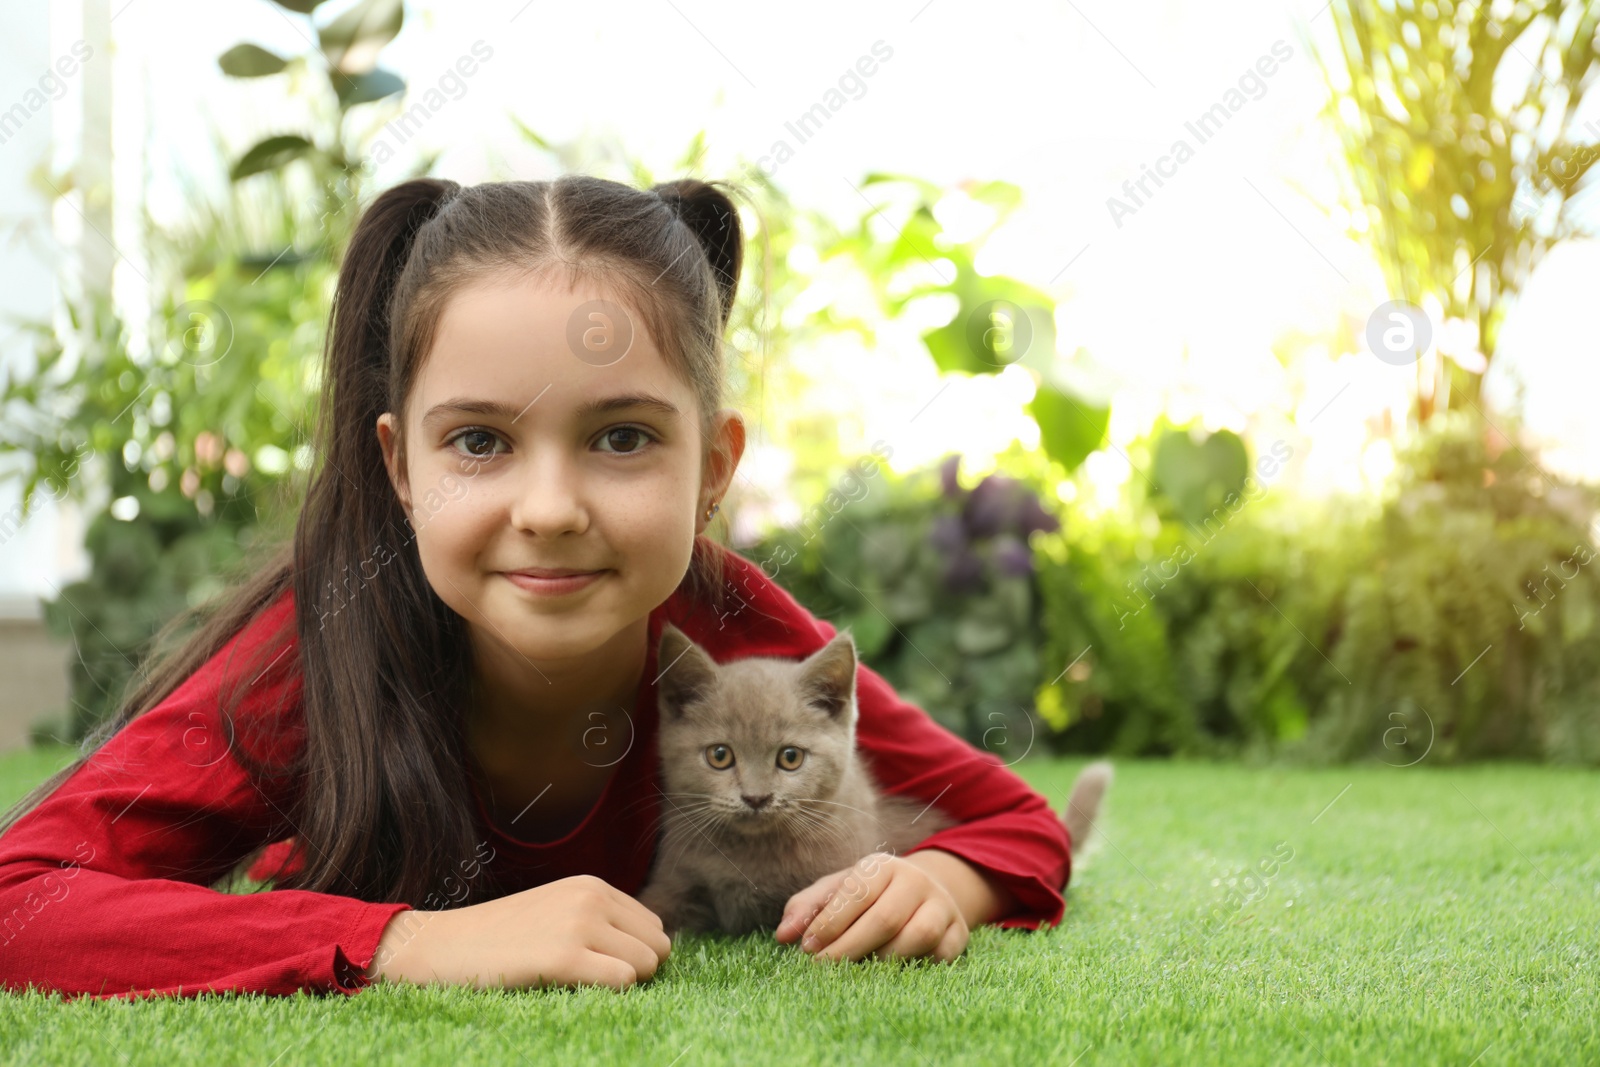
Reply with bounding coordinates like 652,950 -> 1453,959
0,593 -> 411,1000
841,654 -> 1072,930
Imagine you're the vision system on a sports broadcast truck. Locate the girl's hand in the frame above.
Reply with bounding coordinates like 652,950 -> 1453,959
367,874 -> 672,991
773,851 -> 969,963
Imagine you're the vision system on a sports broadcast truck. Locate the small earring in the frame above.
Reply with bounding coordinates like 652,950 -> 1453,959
704,501 -> 720,521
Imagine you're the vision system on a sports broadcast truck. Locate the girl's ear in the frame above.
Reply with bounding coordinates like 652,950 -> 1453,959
375,412 -> 413,514
696,408 -> 747,533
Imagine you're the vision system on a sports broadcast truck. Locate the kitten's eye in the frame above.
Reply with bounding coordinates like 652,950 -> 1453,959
705,744 -> 734,770
776,746 -> 804,771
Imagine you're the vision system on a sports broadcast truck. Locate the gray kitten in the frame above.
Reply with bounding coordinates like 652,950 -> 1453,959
636,623 -> 1113,936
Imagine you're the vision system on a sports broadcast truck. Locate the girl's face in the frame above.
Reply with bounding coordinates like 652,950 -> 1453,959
376,273 -> 743,666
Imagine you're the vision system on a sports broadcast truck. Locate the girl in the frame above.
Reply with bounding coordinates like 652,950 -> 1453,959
0,174 -> 1074,999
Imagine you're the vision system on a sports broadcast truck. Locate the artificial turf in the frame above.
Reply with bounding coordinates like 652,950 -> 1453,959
0,743 -> 1592,1065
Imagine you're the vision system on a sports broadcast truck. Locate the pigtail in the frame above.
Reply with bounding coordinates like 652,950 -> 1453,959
283,177 -> 493,906
653,179 -> 744,329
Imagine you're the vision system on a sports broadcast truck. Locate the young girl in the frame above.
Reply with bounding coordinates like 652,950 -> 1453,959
0,174 -> 1074,999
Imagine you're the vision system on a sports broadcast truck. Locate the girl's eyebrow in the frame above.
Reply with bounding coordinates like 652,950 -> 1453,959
420,392 -> 682,429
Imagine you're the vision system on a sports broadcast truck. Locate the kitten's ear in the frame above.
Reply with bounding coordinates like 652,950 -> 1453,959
657,623 -> 719,720
798,629 -> 858,722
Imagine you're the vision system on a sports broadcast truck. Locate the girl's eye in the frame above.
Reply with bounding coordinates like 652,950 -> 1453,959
596,425 -> 657,455
706,744 -> 734,770
447,428 -> 505,460
776,746 -> 804,771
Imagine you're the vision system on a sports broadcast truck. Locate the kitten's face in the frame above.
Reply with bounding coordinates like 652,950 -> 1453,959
654,625 -> 858,839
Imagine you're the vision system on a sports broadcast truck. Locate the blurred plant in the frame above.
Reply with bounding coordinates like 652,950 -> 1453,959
221,0 -> 410,186
750,453 -> 1059,754
830,173 -> 1111,476
0,0 -> 422,740
0,187 -> 339,735
1147,422 -> 1249,526
1038,416 -> 1600,764
1309,0 -> 1600,420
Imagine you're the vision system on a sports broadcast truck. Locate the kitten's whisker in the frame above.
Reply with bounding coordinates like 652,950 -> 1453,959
787,810 -> 841,852
787,804 -> 854,852
798,802 -> 877,856
626,793 -> 710,818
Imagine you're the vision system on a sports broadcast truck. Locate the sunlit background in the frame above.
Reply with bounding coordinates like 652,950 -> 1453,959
2,0 -> 1597,761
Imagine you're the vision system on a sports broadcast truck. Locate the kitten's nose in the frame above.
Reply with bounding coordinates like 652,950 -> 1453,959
741,793 -> 772,810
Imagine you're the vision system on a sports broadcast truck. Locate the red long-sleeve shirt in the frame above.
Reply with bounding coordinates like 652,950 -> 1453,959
0,545 -> 1071,999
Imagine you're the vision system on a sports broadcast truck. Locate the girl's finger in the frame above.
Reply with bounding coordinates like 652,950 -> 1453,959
810,863 -> 922,962
868,898 -> 954,962
932,919 -> 968,962
798,854 -> 896,955
775,868 -> 849,942
581,925 -> 663,985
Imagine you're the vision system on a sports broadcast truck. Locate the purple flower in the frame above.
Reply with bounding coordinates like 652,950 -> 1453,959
1015,492 -> 1060,537
942,549 -> 987,595
961,471 -> 1060,540
962,473 -> 1021,539
928,514 -> 967,555
939,454 -> 963,498
994,536 -> 1034,577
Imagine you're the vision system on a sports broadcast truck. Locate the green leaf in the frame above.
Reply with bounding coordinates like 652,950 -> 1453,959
319,0 -> 404,74
882,581 -> 933,625
859,522 -> 912,577
229,135 -> 315,181
955,616 -> 1013,656
218,44 -> 289,78
270,0 -> 328,12
511,116 -> 556,151
847,610 -> 894,658
335,68 -> 405,108
1028,382 -> 1108,474
1150,427 -> 1250,526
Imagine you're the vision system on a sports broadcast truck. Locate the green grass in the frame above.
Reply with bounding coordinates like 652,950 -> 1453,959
0,744 -> 1593,1066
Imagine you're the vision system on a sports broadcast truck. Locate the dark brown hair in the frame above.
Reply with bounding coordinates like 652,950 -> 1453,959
0,174 -> 748,908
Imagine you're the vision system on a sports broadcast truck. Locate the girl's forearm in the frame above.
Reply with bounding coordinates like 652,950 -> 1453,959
903,848 -> 1018,927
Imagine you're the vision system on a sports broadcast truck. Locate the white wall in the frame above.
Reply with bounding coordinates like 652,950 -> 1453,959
0,0 -> 93,618
0,0 -> 95,747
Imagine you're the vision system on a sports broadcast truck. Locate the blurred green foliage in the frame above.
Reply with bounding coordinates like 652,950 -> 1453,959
765,416 -> 1600,766
829,173 -> 1110,474
748,448 -> 1060,759
0,0 -> 418,739
1147,423 -> 1250,527
3,0 -> 1591,771
1037,416 -> 1600,765
1311,0 -> 1599,417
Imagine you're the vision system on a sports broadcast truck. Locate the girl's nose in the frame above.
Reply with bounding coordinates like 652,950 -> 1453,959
506,449 -> 590,538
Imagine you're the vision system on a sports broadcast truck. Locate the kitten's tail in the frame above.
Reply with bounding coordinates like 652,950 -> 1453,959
1063,760 -> 1113,858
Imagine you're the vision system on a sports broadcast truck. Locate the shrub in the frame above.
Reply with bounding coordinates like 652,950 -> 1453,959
750,451 -> 1058,758
1037,416 -> 1600,765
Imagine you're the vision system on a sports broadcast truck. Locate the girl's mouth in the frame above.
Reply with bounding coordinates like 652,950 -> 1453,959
501,570 -> 608,597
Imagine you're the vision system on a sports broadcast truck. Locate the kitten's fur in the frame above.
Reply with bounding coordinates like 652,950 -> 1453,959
637,623 -> 1114,936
